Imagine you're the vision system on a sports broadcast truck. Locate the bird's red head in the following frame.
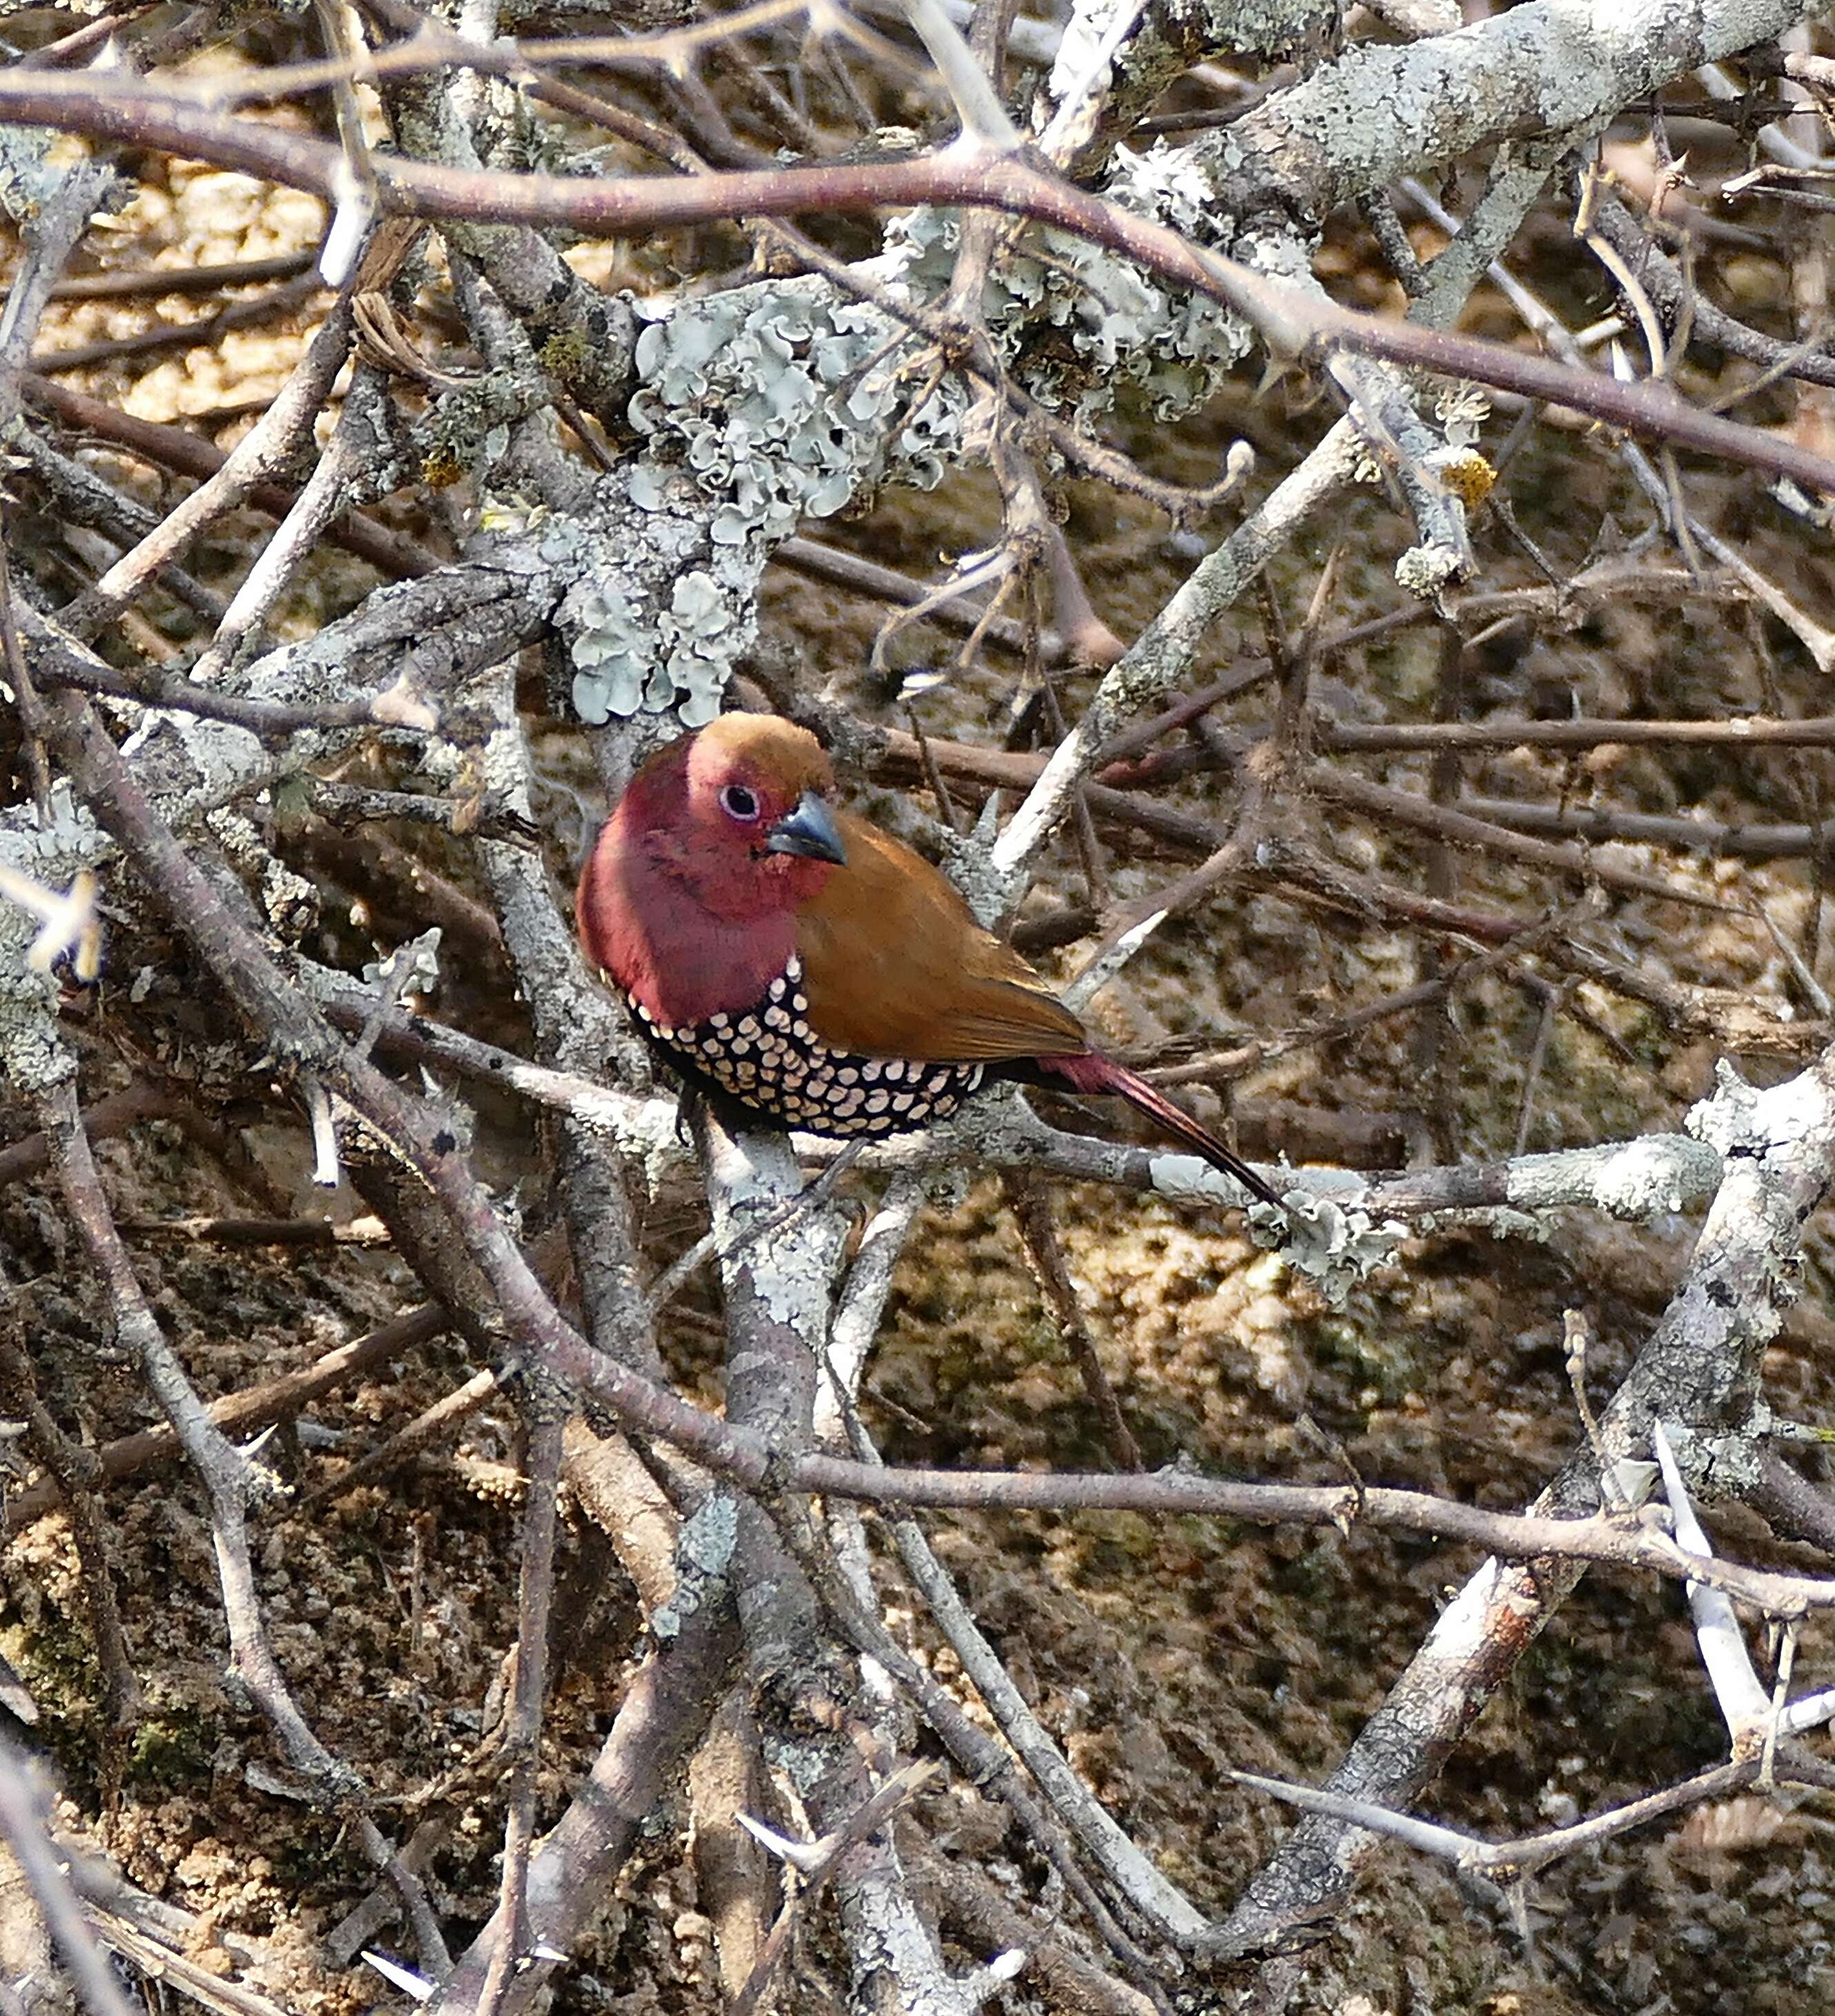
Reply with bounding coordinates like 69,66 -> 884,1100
679,712 -> 844,889
579,714 -> 848,1026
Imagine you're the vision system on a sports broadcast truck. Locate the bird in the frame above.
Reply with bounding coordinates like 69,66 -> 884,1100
576,712 -> 1283,1209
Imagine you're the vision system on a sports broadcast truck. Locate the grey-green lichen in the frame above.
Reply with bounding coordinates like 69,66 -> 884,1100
523,490 -> 762,730
557,275 -> 975,728
627,278 -> 962,546
1261,1190 -> 1406,1308
0,786 -> 96,1095
884,153 -> 1254,424
562,566 -> 739,728
0,123 -> 105,226
556,151 -> 1259,731
650,1492 -> 738,1644
1393,540 -> 1465,598
410,374 -> 536,494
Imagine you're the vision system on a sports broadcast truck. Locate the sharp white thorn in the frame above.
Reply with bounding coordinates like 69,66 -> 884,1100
362,1952 -> 434,2000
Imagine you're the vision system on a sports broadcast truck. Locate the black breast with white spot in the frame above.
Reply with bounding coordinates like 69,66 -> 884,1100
626,957 -> 985,1139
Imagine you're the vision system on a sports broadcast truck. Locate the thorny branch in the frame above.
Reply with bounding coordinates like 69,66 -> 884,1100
10,2 -> 1835,2013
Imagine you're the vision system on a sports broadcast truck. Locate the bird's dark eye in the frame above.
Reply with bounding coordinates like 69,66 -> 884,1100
719,784 -> 761,823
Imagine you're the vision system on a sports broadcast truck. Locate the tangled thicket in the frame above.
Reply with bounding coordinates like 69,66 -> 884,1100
8,3 -> 1835,2014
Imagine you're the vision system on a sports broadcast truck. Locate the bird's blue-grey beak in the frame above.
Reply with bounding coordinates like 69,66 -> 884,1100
766,792 -> 847,866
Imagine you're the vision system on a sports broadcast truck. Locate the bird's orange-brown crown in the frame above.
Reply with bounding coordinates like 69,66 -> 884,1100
665,713 -> 845,912
684,712 -> 834,812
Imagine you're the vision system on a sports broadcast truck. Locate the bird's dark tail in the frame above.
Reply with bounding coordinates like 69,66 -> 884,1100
1035,1052 -> 1286,1210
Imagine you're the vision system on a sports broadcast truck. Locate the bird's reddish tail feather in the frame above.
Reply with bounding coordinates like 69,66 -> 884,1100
1039,1052 -> 1284,1208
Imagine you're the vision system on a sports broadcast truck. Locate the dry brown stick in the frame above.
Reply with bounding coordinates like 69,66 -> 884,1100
478,1408 -> 565,2016
48,292 -> 354,632
31,1076 -> 450,1970
821,1291 -> 1203,1966
1744,603 -> 1830,979
0,1082 -> 183,1191
775,537 -> 1050,664
425,1561 -> 741,2010
1319,712 -> 1835,752
1241,836 -> 1538,946
1305,767 -> 1750,914
0,546 -> 53,821
561,1420 -> 681,1618
187,395 -> 377,683
1004,1175 -> 1142,1473
1090,665 -> 1279,772
689,1694 -> 776,2000
1072,824 -> 1260,984
326,1070 -> 652,1997
52,299 -> 360,637
687,1115 -> 944,2007
799,1521 -> 1177,1976
23,613 -> 434,738
1586,186 -> 1835,392
1,1301 -> 448,1531
324,1819 -> 454,1966
874,726 -> 1756,912
1142,906 -> 1586,1086
1456,793 -> 1835,861
1518,928 -> 1826,1056
1090,606 -> 1437,769
512,67 -> 702,171
785,1458 -> 1835,1614
695,1092 -> 972,2009
31,274 -> 324,375
1209,1050 -> 1835,1961
1512,975 -> 1572,1156
3,93 -> 1832,490
22,374 -> 441,582
17,1125 -> 1799,1624
296,1368 -> 500,1513
308,780 -> 539,842
727,1764 -> 943,2016
83,1898 -> 297,2016
19,3 -> 160,70
1232,1752 -> 1814,1886
903,1825 -> 1161,2016
48,251 -> 318,301
890,633 -> 1832,781
113,1212 -> 391,1246
0,1736 -> 138,2016
1754,1452 -> 1835,1559
1044,521 -> 1125,669
294,821 -> 506,961
46,683 -> 1794,1631
1410,619 -> 1470,1164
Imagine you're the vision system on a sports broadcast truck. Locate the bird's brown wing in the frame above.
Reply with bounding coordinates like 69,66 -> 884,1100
795,813 -> 1088,1062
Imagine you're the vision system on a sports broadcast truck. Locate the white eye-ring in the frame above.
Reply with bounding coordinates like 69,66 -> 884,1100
719,784 -> 761,821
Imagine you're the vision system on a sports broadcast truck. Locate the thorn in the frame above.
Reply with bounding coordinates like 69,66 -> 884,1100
321,157 -> 377,289
734,1809 -> 827,1871
302,1075 -> 342,1189
362,1952 -> 434,2000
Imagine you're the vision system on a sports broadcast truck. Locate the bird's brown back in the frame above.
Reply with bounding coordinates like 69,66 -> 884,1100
795,814 -> 1087,1063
